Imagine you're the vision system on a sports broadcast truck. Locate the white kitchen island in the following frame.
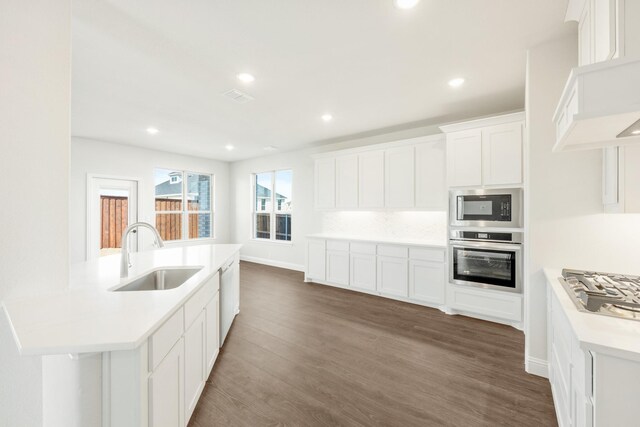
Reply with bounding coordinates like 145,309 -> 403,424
2,243 -> 241,427
545,268 -> 640,427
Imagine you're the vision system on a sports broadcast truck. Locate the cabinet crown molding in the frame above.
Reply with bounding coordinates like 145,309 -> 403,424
439,111 -> 525,134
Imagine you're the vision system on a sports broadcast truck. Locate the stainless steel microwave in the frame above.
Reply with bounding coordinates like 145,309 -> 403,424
450,188 -> 523,228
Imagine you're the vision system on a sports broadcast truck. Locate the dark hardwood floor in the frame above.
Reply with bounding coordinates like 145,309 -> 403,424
189,261 -> 557,427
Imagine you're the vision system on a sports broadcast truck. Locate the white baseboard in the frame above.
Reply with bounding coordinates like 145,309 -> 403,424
525,356 -> 549,378
239,255 -> 305,272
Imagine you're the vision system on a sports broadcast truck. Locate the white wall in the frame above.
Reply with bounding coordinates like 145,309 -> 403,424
526,35 -> 640,369
0,1 -> 72,425
229,126 -> 448,271
70,137 -> 231,263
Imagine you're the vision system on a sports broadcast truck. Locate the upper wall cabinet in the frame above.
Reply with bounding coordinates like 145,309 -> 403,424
571,0 -> 640,66
358,151 -> 385,208
385,146 -> 415,208
314,158 -> 336,209
336,155 -> 359,209
415,141 -> 446,209
313,135 -> 446,210
445,130 -> 482,187
555,0 -> 640,152
441,113 -> 524,188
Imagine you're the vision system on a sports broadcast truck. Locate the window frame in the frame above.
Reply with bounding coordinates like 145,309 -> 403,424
154,169 -> 215,242
251,169 -> 293,243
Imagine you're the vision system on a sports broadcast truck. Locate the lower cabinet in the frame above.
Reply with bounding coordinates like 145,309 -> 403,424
306,239 -> 326,282
409,260 -> 445,305
547,280 -> 640,427
106,272 -> 222,427
350,252 -> 376,291
305,237 -> 446,308
377,255 -> 408,298
326,250 -> 350,286
184,310 -> 206,421
149,338 -> 185,427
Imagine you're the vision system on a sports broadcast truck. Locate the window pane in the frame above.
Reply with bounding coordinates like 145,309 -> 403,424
255,213 -> 270,239
275,170 -> 292,212
155,169 -> 183,211
275,214 -> 291,241
255,172 -> 272,212
155,213 -> 182,241
188,213 -> 211,239
187,173 -> 211,211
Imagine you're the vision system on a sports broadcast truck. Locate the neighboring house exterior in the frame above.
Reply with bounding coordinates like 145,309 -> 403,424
255,183 -> 292,240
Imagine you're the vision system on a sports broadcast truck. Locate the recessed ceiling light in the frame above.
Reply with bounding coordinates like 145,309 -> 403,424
322,114 -> 333,122
146,127 -> 159,135
237,73 -> 255,83
394,0 -> 420,10
225,144 -> 234,151
448,77 -> 465,88
632,130 -> 640,135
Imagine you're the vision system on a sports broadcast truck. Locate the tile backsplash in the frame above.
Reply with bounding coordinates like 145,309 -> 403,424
320,211 -> 447,242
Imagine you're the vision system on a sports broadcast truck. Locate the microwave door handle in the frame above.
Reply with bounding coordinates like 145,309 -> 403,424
457,197 -> 463,220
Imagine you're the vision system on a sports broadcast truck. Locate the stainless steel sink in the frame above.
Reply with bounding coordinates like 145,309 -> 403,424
112,267 -> 202,292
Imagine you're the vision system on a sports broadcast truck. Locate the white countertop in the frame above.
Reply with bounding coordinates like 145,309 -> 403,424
306,233 -> 446,248
545,268 -> 640,362
2,244 -> 242,356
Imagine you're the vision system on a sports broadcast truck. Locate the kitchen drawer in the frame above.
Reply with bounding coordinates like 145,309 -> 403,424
409,247 -> 445,263
377,244 -> 408,258
447,285 -> 522,322
350,242 -> 376,255
185,273 -> 218,329
326,240 -> 349,252
149,307 -> 184,371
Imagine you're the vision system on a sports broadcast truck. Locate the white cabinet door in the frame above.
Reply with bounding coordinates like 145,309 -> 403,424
315,158 -> 335,209
350,253 -> 376,291
205,293 -> 219,375
307,239 -> 326,281
336,155 -> 359,209
377,256 -> 408,297
446,130 -> 482,187
415,140 -> 446,209
385,146 -> 415,208
593,0 -> 618,63
409,260 -> 445,305
578,2 -> 592,66
481,122 -> 523,186
326,250 -> 349,286
149,338 -> 184,427
358,151 -> 385,208
184,310 -> 206,423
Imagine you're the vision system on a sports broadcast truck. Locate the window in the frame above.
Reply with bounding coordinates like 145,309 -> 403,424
253,169 -> 292,241
154,169 -> 214,241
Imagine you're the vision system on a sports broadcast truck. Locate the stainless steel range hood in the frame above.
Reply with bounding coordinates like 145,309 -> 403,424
552,56 -> 640,152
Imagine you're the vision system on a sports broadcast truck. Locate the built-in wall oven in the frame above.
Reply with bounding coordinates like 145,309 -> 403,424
449,231 -> 522,293
450,188 -> 522,228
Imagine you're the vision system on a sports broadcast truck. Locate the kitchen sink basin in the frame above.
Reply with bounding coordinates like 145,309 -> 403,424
112,267 -> 202,292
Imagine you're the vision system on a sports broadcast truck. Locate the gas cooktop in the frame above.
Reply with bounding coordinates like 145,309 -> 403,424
559,269 -> 640,321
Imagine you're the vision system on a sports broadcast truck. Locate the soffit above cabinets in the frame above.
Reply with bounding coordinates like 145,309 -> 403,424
552,56 -> 640,152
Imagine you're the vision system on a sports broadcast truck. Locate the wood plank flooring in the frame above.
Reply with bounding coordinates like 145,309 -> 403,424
189,261 -> 557,427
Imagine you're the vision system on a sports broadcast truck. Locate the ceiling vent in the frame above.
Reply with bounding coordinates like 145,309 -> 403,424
222,89 -> 254,104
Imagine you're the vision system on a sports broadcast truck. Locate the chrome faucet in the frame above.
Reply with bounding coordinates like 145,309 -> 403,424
120,222 -> 165,279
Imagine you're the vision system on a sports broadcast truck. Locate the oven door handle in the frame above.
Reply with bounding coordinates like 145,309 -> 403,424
449,240 -> 522,252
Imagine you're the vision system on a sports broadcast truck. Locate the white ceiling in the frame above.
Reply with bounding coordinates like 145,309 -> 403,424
71,0 -> 573,161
